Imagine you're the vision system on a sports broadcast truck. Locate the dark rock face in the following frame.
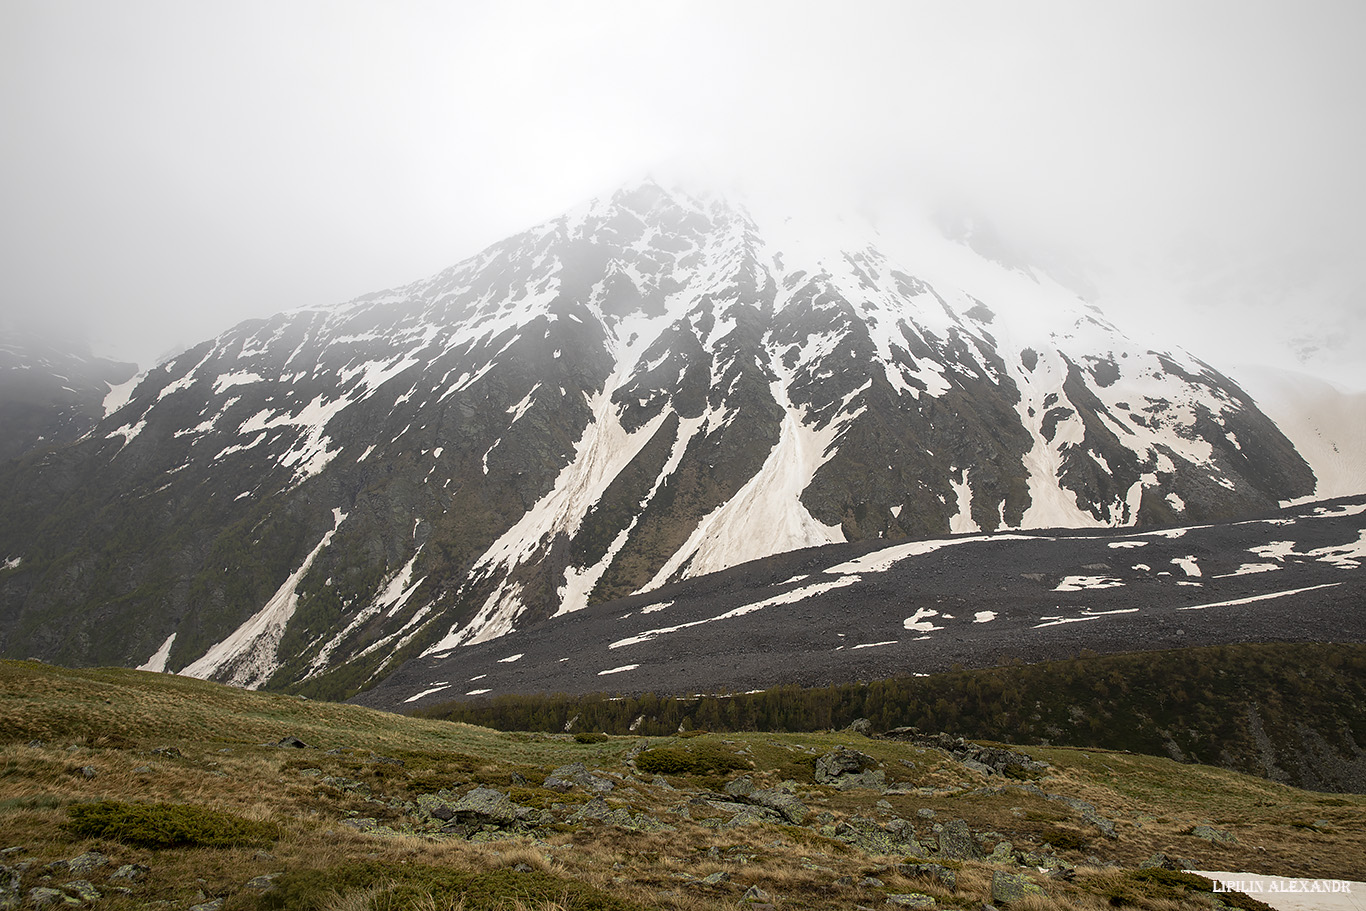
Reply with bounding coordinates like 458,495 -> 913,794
0,181 -> 1322,696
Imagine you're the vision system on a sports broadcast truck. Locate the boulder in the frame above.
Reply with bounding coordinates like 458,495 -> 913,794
449,787 -> 527,826
724,776 -> 756,798
64,853 -> 107,876
991,871 -> 1043,904
896,863 -> 956,890
1189,825 -> 1237,843
816,746 -> 875,782
543,762 -> 614,793
937,818 -> 982,860
833,816 -> 925,856
749,787 -> 809,825
60,881 -> 100,903
816,747 -> 885,789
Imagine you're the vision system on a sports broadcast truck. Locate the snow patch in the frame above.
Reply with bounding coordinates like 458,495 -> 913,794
404,683 -> 452,703
1053,575 -> 1124,591
949,470 -> 978,534
180,508 -> 347,687
1034,607 -> 1140,628
640,372 -> 846,591
1177,583 -> 1343,611
213,371 -> 265,394
1308,530 -> 1366,569
1172,555 -> 1202,577
610,575 -> 862,649
101,372 -> 141,416
137,633 -> 176,673
828,533 -> 1034,574
598,664 -> 640,676
1214,563 -> 1282,577
903,608 -> 943,633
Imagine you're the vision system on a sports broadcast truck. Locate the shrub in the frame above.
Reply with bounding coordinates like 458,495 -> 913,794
635,744 -> 749,775
64,800 -> 279,849
573,732 -> 608,744
1039,827 -> 1089,852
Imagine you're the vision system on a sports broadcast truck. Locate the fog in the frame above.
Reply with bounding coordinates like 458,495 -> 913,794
2,1 -> 1363,388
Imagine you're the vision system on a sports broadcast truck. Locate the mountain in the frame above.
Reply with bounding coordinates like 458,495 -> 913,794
0,330 -> 137,463
0,180 -> 1333,698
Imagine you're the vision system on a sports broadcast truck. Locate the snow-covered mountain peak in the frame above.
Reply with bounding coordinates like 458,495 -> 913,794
0,179 -> 1333,697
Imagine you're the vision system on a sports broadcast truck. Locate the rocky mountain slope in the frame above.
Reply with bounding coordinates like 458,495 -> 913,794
0,330 -> 136,463
0,181 -> 1332,697
358,495 -> 1366,709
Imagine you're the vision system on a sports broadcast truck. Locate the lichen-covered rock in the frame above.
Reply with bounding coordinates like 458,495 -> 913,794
724,776 -> 756,798
25,889 -> 71,908
991,870 -> 1044,904
450,787 -> 526,825
60,881 -> 100,903
816,746 -> 886,789
544,762 -> 614,793
416,793 -> 457,820
937,818 -> 982,860
833,816 -> 925,856
896,863 -> 956,890
1189,825 -> 1237,843
749,786 -> 809,824
885,894 -> 936,908
109,863 -> 146,886
63,853 -> 107,876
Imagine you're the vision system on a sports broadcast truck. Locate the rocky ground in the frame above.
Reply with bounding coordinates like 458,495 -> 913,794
3,660 -> 1364,910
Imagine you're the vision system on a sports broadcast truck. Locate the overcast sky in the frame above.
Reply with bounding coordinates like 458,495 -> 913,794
2,1 -> 1363,389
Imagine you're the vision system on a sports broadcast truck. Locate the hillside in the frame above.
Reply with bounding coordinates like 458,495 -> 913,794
2,658 -> 1363,910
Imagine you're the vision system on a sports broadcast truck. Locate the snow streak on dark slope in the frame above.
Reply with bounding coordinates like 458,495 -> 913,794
357,497 -> 1366,709
0,181 -> 1319,696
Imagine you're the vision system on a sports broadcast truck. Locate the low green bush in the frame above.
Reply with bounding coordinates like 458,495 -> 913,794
573,731 -> 608,744
1039,827 -> 1089,852
64,800 -> 279,849
635,744 -> 749,775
